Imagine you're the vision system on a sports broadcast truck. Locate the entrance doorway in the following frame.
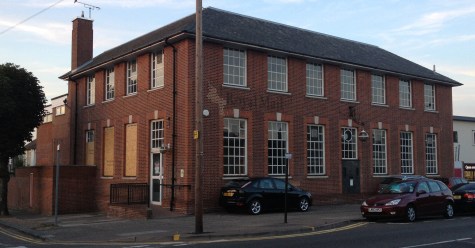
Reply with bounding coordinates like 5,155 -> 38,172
151,152 -> 163,205
342,160 -> 360,193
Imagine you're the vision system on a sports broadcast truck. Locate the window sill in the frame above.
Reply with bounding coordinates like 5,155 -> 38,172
267,90 -> 291,95
424,110 -> 439,113
306,95 -> 327,100
102,99 -> 114,104
122,177 -> 137,179
399,107 -> 415,111
222,176 -> 248,180
123,93 -> 138,99
148,86 -> 165,92
223,84 -> 250,90
307,175 -> 328,179
83,104 -> 95,109
340,99 -> 359,104
100,176 -> 113,179
371,103 -> 389,108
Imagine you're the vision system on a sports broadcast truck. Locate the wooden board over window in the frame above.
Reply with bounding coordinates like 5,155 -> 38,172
125,123 -> 137,177
103,127 -> 115,177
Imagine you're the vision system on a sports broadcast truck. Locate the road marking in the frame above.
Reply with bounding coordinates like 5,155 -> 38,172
400,237 -> 472,248
0,227 -> 43,244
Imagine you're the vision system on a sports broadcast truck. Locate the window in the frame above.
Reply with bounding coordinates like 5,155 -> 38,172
223,48 -> 246,87
453,131 -> 458,143
223,118 -> 247,176
341,127 -> 357,159
373,129 -> 387,174
55,105 -> 65,116
267,56 -> 287,92
306,63 -> 324,97
268,121 -> 288,175
424,84 -> 436,111
105,68 -> 115,100
399,79 -> 412,108
340,69 -> 356,101
400,132 -> 414,174
86,75 -> 95,106
151,51 -> 164,89
151,120 -> 164,149
307,125 -> 325,175
425,133 -> 438,175
85,130 -> 95,166
127,60 -> 137,95
125,123 -> 138,177
43,113 -> 52,123
473,131 -> 475,145
371,74 -> 385,104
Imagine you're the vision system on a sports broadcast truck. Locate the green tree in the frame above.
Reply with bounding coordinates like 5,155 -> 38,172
0,63 -> 46,215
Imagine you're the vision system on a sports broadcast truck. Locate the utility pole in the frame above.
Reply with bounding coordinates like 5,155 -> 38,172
194,0 -> 204,234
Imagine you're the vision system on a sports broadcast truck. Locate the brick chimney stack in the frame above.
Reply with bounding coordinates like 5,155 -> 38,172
71,17 -> 93,70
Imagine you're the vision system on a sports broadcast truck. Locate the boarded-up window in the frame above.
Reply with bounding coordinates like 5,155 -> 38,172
85,130 -> 95,165
103,127 -> 115,177
125,123 -> 137,177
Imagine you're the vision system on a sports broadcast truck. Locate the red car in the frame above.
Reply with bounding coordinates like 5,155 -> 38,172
361,178 -> 454,222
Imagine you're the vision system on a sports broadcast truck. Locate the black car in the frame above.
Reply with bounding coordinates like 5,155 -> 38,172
219,177 -> 312,215
452,183 -> 475,212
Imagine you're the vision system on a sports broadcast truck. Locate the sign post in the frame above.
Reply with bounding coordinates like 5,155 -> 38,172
284,153 -> 292,224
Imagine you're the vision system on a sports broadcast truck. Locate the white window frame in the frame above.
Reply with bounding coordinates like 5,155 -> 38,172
372,129 -> 387,174
340,69 -> 356,101
223,48 -> 246,87
424,84 -> 436,111
223,118 -> 247,176
267,55 -> 287,92
55,105 -> 65,116
306,63 -> 324,97
425,133 -> 438,175
86,130 -> 95,143
268,121 -> 288,175
151,120 -> 164,150
127,59 -> 137,95
43,113 -> 53,123
400,131 -> 414,174
105,68 -> 115,100
151,51 -> 164,89
86,75 -> 95,106
341,127 -> 357,159
399,79 -> 412,108
307,125 -> 325,175
371,74 -> 385,104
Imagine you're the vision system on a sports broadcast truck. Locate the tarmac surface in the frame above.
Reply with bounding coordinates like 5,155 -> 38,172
0,204 -> 364,244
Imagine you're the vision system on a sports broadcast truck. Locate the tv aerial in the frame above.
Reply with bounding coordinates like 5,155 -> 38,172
74,0 -> 100,19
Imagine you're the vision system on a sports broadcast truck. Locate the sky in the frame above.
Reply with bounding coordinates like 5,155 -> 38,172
0,0 -> 474,116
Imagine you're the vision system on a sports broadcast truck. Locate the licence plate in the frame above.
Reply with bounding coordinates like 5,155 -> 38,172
369,208 -> 382,212
454,195 -> 461,200
223,192 -> 234,197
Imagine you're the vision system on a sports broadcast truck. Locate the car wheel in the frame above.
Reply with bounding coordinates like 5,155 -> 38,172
298,197 -> 310,212
248,199 -> 262,215
444,202 -> 454,218
406,205 -> 416,222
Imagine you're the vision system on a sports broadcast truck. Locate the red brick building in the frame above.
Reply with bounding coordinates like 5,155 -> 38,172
16,8 -> 461,217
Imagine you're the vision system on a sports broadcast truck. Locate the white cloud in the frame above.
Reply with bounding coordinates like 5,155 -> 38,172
0,19 -> 70,44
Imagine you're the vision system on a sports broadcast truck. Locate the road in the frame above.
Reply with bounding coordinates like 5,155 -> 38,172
2,216 -> 475,247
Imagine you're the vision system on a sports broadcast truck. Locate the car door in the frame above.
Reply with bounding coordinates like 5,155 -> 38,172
427,180 -> 445,214
415,182 -> 431,216
273,178 -> 298,209
257,178 -> 279,210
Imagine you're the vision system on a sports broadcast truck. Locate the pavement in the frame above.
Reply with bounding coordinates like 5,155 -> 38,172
0,204 -> 365,244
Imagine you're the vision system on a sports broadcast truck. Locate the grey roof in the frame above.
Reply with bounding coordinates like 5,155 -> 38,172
61,7 -> 460,86
453,115 -> 475,122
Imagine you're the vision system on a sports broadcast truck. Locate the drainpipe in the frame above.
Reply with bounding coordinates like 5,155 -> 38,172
165,37 -> 177,211
68,78 -> 79,165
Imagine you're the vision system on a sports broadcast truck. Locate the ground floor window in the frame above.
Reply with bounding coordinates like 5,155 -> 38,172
372,129 -> 387,174
425,133 -> 438,175
223,118 -> 247,176
307,125 -> 325,175
85,130 -> 95,166
103,127 -> 115,177
341,127 -> 357,159
268,121 -> 288,175
400,131 -> 414,174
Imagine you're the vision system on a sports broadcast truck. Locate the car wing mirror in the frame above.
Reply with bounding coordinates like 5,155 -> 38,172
417,189 -> 427,195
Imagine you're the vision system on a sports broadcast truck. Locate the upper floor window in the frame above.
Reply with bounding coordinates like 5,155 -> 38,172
55,105 -> 65,116
424,84 -> 436,111
399,79 -> 412,108
400,131 -> 414,174
223,118 -> 247,176
151,51 -> 164,89
341,127 -> 357,159
306,63 -> 324,97
223,48 -> 246,87
307,125 -> 325,175
268,121 -> 288,175
105,68 -> 115,100
472,130 -> 475,146
371,74 -> 385,104
86,75 -> 95,106
340,69 -> 356,101
267,56 -> 287,92
127,60 -> 137,95
43,113 -> 52,123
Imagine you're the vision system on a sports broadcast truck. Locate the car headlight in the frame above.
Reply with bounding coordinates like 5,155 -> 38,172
361,201 -> 368,206
385,199 -> 401,206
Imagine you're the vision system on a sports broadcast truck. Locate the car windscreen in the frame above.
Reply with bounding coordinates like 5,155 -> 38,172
457,183 -> 475,191
380,181 -> 416,194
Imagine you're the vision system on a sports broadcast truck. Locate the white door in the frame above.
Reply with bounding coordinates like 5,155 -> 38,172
151,152 -> 163,205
